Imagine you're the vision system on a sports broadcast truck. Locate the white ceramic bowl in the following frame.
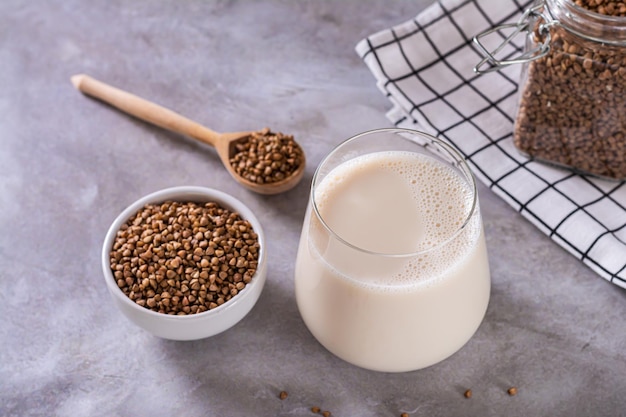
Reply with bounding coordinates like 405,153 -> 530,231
101,186 -> 267,341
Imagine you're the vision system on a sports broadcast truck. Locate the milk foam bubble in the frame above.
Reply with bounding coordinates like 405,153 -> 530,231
312,151 -> 480,289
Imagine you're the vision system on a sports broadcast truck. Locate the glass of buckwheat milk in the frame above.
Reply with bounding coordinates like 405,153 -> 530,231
294,128 -> 490,372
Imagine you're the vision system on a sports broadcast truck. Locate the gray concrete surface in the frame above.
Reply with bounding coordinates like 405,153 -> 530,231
2,1 -> 626,416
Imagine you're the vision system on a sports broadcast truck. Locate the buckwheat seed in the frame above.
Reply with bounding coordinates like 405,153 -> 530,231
109,201 -> 260,315
229,128 -> 304,184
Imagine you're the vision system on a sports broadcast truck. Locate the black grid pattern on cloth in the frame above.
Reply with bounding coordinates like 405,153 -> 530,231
356,0 -> 626,288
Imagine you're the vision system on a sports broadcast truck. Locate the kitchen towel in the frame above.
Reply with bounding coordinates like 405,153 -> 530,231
356,0 -> 626,288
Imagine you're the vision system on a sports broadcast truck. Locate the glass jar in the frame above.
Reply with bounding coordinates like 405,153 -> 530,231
474,0 -> 626,180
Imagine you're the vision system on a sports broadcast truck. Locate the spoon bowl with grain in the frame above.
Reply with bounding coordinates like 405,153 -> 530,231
71,74 -> 305,195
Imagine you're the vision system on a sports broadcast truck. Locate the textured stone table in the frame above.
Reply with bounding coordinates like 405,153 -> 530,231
2,1 -> 626,416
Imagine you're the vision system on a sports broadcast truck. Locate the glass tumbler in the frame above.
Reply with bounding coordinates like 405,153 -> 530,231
294,128 -> 491,372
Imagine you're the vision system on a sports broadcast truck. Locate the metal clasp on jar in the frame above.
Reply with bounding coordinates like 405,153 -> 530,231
473,2 -> 559,74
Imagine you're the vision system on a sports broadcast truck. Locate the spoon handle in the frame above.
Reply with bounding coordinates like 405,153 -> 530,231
71,74 -> 220,147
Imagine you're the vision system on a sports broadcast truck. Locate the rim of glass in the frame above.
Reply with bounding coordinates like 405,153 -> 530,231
549,0 -> 626,24
546,0 -> 626,45
310,128 -> 478,258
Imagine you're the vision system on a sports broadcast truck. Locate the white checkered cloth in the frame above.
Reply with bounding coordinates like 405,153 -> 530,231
356,0 -> 626,288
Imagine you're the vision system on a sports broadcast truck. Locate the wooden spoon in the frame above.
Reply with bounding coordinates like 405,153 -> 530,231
71,74 -> 305,195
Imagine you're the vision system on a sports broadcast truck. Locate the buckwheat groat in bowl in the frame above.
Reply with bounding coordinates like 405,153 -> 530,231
101,186 -> 267,340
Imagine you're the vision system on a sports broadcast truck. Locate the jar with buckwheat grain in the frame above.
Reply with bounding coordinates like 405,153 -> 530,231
476,0 -> 626,179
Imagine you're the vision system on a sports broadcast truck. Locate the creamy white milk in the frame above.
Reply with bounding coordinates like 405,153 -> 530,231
295,151 -> 490,372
